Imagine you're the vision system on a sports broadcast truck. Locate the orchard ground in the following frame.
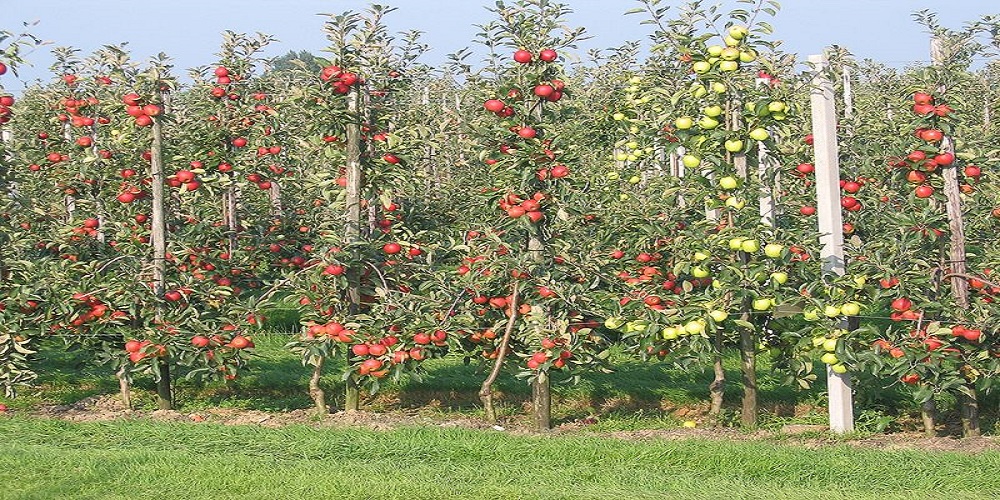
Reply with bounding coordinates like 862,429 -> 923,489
2,320 -> 998,440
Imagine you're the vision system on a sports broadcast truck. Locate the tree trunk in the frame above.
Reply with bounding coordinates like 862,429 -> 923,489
959,384 -> 980,437
709,327 -> 725,418
480,285 -> 520,424
532,372 -> 551,432
921,398 -> 937,437
739,311 -> 757,427
155,360 -> 172,410
117,369 -> 132,410
344,375 -> 360,413
309,359 -> 327,414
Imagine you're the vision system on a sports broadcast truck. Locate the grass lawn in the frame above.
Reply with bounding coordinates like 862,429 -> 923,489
1,416 -> 999,500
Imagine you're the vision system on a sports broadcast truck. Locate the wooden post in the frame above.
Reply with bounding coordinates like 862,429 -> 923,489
528,101 -> 551,432
842,65 -> 854,120
150,106 -> 172,411
931,37 -> 978,437
809,54 -> 854,434
343,86 -> 363,412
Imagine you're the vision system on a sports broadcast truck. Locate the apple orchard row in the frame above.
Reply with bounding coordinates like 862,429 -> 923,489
0,2 -> 997,433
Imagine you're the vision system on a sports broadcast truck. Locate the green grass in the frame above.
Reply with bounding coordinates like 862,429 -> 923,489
0,417 -> 998,500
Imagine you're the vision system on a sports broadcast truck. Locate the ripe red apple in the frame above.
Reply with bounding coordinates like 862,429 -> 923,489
484,99 -> 504,113
191,336 -> 210,348
913,92 -> 934,105
919,129 -> 943,142
914,185 -> 934,198
229,335 -> 251,349
513,49 -> 533,63
382,242 -> 401,254
351,343 -> 370,356
891,297 -> 912,312
517,126 -> 537,139
539,49 -> 557,62
124,339 -> 143,353
533,84 -> 555,98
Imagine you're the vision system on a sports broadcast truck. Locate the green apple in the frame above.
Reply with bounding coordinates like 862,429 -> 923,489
628,175 -> 642,184
820,353 -> 839,365
811,336 -> 826,348
709,310 -> 729,323
719,176 -> 739,190
822,338 -> 839,352
612,112 -> 626,121
703,105 -> 723,117
693,251 -> 710,261
692,61 -> 711,74
675,116 -> 694,130
724,36 -> 740,47
823,305 -> 842,317
763,243 -> 784,258
840,302 -> 861,316
749,128 -> 770,141
739,50 -> 757,63
662,326 -> 679,340
770,271 -> 788,284
682,154 -> 701,168
728,25 -> 749,40
728,237 -> 745,250
767,101 -> 787,113
698,116 -> 720,129
803,309 -> 820,321
720,47 -> 740,61
725,197 -> 745,209
691,84 -> 708,97
752,298 -> 773,311
740,239 -> 760,253
604,316 -> 625,329
724,139 -> 744,153
711,82 -> 727,94
831,363 -> 848,374
605,171 -> 619,180
719,60 -> 739,72
770,112 -> 786,121
684,320 -> 706,335
692,266 -> 710,278
707,45 -> 724,57
853,276 -> 867,288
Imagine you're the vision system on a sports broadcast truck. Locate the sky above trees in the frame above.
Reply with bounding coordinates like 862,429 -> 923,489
4,0 -> 997,86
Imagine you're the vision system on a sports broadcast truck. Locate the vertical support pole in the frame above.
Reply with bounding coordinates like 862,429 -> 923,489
809,54 -> 854,434
931,37 -> 978,437
343,86 -> 363,412
150,104 -> 172,411
842,65 -> 854,120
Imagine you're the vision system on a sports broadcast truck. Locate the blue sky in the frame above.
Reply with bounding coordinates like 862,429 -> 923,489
2,0 -> 997,87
